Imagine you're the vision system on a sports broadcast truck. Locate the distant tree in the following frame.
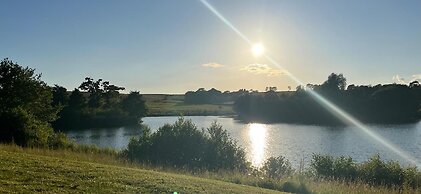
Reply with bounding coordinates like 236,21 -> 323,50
78,77 -> 125,109
234,73 -> 420,124
67,89 -> 86,111
306,84 -> 317,90
52,85 -> 69,107
296,85 -> 305,92
321,73 -> 347,91
121,91 -> 147,121
265,87 -> 277,92
101,81 -> 125,109
185,88 -> 225,104
79,77 -> 103,108
409,80 -> 420,88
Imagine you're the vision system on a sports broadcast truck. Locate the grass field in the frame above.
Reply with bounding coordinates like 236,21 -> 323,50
1,144 -> 414,194
143,94 -> 235,116
0,145 -> 280,193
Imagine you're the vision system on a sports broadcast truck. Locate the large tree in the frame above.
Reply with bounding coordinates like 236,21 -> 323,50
78,77 -> 124,109
321,73 -> 347,91
0,58 -> 58,146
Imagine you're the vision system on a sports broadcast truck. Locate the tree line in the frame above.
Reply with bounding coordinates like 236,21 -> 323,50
184,88 -> 252,104
234,73 -> 421,125
0,58 -> 147,147
53,77 -> 147,129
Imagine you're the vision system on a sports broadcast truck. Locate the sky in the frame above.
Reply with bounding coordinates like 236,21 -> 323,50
1,0 -> 420,94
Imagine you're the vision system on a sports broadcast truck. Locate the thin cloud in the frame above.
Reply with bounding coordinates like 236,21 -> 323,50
241,64 -> 284,77
392,75 -> 406,84
392,73 -> 421,84
412,74 -> 421,82
202,62 -> 224,68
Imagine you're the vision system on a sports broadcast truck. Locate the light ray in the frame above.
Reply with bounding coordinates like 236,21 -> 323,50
200,0 -> 253,45
199,0 -> 421,167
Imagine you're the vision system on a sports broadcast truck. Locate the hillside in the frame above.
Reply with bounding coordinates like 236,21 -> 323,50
0,145 -> 281,193
143,94 -> 235,116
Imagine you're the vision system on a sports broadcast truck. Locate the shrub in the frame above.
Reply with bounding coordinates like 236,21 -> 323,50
205,122 -> 248,171
310,154 -> 334,178
0,108 -> 54,147
359,155 -> 405,187
332,156 -> 358,181
262,156 -> 293,179
123,117 -> 248,171
311,154 -> 421,189
311,154 -> 357,181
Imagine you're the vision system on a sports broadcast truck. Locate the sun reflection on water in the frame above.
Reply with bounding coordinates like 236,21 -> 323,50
248,123 -> 268,167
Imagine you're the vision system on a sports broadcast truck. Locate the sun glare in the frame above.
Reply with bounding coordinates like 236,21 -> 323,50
248,123 -> 268,167
251,43 -> 265,57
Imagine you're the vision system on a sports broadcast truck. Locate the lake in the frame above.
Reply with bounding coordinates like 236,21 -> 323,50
65,116 -> 421,168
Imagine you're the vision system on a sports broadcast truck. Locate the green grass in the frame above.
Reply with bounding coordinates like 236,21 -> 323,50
1,144 -> 417,193
143,94 -> 235,116
0,145 -> 280,193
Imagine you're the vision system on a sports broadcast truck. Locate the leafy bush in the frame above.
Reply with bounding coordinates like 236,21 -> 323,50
0,58 -> 60,147
311,154 -> 421,189
123,118 -> 248,171
359,155 -> 405,187
262,156 -> 293,179
311,154 -> 357,181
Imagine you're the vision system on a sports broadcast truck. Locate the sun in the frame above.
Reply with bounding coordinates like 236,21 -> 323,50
251,43 -> 265,57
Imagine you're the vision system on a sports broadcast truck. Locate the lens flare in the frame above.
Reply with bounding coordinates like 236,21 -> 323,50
199,0 -> 421,167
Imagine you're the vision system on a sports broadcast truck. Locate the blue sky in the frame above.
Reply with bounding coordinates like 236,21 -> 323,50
1,0 -> 420,93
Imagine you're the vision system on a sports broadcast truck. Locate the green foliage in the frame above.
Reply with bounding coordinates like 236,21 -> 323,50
184,88 -> 248,105
52,84 -> 69,107
359,155 -> 405,187
321,73 -> 347,91
54,80 -> 147,129
124,118 -> 248,171
5,108 -> 54,147
280,180 -> 310,194
234,73 -> 421,124
78,77 -> 125,109
311,155 -> 358,181
262,156 -> 294,180
0,58 -> 62,147
311,154 -> 421,189
48,132 -> 71,149
0,58 -> 58,123
121,91 -> 148,120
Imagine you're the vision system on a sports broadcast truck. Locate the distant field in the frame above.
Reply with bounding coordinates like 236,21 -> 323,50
143,94 -> 235,116
0,145 -> 280,194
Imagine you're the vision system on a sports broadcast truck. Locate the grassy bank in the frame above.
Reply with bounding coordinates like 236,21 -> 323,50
143,94 -> 235,116
1,144 -> 417,193
0,144 -> 278,193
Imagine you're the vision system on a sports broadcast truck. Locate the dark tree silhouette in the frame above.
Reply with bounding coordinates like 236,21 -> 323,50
52,85 -> 69,107
0,58 -> 58,146
54,79 -> 146,129
321,73 -> 347,91
121,91 -> 148,121
234,73 -> 421,125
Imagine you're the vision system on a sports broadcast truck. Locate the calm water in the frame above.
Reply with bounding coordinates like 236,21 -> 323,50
66,116 -> 421,168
